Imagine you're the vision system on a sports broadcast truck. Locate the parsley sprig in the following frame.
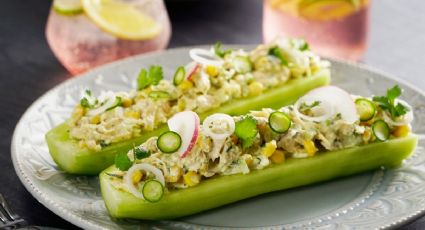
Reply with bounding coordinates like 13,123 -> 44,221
115,146 -> 151,171
137,65 -> 163,90
214,42 -> 231,58
372,85 -> 409,119
234,116 -> 258,149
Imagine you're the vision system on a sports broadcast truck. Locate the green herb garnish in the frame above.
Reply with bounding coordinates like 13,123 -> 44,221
268,46 -> 288,66
137,65 -> 163,90
115,152 -> 133,171
235,116 -> 258,149
373,85 -> 409,119
214,42 -> 231,58
134,147 -> 151,160
80,90 -> 96,108
106,96 -> 122,111
299,40 -> 310,51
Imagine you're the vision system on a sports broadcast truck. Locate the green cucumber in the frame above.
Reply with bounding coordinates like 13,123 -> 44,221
142,180 -> 164,203
100,135 -> 417,220
173,66 -> 185,86
372,120 -> 390,141
355,98 -> 376,121
46,70 -> 330,175
268,111 -> 291,133
156,131 -> 181,153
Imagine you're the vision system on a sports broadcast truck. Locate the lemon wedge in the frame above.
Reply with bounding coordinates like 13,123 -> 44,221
53,0 -> 83,15
298,0 -> 362,21
82,0 -> 162,40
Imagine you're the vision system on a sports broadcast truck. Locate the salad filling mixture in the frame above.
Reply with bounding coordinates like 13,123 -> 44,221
68,38 -> 330,151
107,85 -> 413,202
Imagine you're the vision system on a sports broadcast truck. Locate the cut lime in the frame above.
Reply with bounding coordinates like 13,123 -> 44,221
53,0 -> 83,15
298,0 -> 361,21
82,0 -> 162,40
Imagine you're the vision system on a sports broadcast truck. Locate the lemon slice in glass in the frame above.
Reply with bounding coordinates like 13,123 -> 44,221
298,0 -> 361,21
53,0 -> 84,15
82,0 -> 162,40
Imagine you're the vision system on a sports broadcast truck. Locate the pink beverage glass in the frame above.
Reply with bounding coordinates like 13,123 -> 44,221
263,0 -> 370,61
46,0 -> 171,75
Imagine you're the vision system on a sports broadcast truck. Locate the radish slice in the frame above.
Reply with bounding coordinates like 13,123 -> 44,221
168,111 -> 200,158
123,163 -> 165,200
381,99 -> 414,126
294,86 -> 359,124
185,62 -> 200,81
189,48 -> 224,67
202,113 -> 235,160
87,91 -> 117,117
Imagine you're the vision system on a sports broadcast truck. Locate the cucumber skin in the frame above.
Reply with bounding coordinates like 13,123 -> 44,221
45,72 -> 330,175
100,135 -> 417,220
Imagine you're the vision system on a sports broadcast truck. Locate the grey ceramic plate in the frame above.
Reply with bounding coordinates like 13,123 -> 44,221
11,46 -> 425,230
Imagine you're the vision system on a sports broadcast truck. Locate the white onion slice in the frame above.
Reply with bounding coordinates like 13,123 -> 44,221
168,111 -> 200,158
202,113 -> 235,160
294,86 -> 359,124
381,99 -> 414,126
123,163 -> 165,200
87,91 -> 116,117
189,48 -> 224,67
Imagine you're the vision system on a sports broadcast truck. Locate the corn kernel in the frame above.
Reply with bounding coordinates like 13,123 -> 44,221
270,150 -> 285,164
262,140 -> 277,157
179,80 -> 193,90
393,125 -> 410,137
178,100 -> 186,111
124,110 -> 141,119
206,65 -> 218,77
132,170 -> 143,184
249,81 -> 264,97
167,166 -> 182,183
90,115 -> 101,124
122,98 -> 133,107
183,171 -> 201,187
304,140 -> 317,156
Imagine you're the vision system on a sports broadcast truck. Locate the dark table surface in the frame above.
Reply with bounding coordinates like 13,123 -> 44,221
1,0 -> 424,229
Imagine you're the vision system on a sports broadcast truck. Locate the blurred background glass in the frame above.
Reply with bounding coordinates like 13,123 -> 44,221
263,0 -> 370,61
46,0 -> 171,75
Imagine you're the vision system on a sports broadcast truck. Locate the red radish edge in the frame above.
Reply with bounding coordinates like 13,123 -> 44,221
180,113 -> 200,158
186,62 -> 200,81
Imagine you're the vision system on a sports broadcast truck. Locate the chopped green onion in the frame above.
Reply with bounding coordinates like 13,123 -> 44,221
372,120 -> 390,141
355,98 -> 376,122
173,66 -> 186,86
214,42 -> 231,58
235,116 -> 258,149
148,91 -> 170,100
268,111 -> 291,133
157,131 -> 182,153
141,179 -> 164,203
134,147 -> 150,160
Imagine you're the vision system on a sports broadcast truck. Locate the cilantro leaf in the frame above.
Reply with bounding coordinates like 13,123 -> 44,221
235,116 -> 258,149
137,65 -> 163,90
268,46 -> 288,66
214,42 -> 231,58
115,152 -> 133,171
134,147 -> 151,160
372,85 -> 409,119
80,98 -> 91,108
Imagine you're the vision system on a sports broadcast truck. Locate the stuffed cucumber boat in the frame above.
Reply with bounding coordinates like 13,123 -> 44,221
46,38 -> 331,175
100,85 -> 417,220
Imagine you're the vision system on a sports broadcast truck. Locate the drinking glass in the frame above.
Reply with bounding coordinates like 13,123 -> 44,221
263,0 -> 370,61
46,0 -> 171,75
